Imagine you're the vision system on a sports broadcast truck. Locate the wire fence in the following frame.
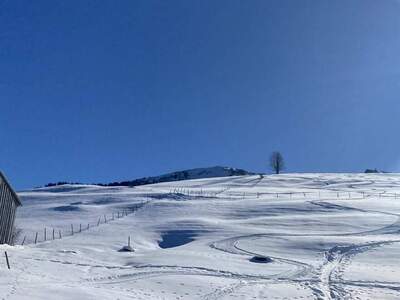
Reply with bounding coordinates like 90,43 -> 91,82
20,201 -> 148,246
169,187 -> 400,200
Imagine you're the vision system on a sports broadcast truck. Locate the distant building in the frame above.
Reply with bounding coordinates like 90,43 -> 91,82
0,172 -> 22,244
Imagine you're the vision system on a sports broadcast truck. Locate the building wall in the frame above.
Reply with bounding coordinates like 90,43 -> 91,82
0,175 -> 18,244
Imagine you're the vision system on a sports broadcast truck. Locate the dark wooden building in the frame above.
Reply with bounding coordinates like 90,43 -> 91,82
0,172 -> 22,244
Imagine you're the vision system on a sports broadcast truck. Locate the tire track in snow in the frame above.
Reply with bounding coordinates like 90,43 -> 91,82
211,235 -> 400,300
209,198 -> 400,300
338,280 -> 400,291
210,236 -> 314,280
310,198 -> 400,298
318,240 -> 400,299
309,200 -> 400,236
88,264 -> 279,284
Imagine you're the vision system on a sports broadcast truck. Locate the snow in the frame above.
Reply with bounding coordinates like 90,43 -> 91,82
1,173 -> 400,299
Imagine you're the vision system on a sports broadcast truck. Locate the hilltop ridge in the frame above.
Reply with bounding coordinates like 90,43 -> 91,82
44,166 -> 255,188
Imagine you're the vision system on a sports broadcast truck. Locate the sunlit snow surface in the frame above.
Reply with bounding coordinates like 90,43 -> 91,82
2,173 -> 400,299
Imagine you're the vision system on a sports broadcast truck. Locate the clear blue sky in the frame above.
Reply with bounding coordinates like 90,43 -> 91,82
1,0 -> 400,189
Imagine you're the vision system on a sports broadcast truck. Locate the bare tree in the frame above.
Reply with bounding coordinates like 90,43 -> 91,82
270,151 -> 285,174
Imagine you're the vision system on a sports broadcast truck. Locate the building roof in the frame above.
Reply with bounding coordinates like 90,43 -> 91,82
0,171 -> 22,206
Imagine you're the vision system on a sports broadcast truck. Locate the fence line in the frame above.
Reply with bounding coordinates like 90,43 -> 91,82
169,188 -> 400,201
24,201 -> 147,246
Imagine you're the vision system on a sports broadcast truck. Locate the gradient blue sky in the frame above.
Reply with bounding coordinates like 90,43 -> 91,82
1,0 -> 400,189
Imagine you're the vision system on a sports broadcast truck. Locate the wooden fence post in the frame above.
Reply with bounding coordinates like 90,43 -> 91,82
52,228 -> 55,240
34,232 -> 38,244
21,236 -> 26,246
44,228 -> 47,241
71,224 -> 74,235
59,230 -> 62,239
4,251 -> 10,270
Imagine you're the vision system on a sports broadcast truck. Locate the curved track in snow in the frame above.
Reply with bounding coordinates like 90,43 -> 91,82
209,198 -> 400,299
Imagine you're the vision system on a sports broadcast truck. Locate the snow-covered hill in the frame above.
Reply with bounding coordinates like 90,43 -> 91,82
2,173 -> 400,299
44,166 -> 254,188
102,166 -> 254,187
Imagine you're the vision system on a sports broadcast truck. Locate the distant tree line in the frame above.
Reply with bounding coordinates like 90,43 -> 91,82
43,168 -> 250,188
45,181 -> 82,187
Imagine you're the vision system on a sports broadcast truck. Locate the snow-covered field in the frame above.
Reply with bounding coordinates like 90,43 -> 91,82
1,173 -> 400,299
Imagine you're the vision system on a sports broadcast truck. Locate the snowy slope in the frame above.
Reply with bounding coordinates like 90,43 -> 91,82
102,166 -> 254,186
1,173 -> 400,299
